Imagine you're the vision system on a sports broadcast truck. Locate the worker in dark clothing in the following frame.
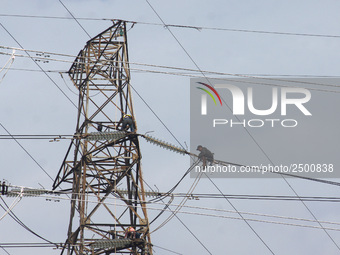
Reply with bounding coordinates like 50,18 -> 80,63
125,226 -> 136,239
121,114 -> 136,132
135,230 -> 141,239
196,145 -> 214,167
1,181 -> 8,195
97,123 -> 103,132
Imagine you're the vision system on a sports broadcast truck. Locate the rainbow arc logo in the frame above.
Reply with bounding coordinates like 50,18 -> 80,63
196,82 -> 223,106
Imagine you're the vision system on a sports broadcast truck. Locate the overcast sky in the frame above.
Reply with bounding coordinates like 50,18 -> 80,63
1,1 -> 340,255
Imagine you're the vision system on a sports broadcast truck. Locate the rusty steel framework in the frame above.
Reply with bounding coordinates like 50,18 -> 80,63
53,20 -> 152,255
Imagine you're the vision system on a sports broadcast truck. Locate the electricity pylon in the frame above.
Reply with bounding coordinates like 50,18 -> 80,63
53,20 -> 152,255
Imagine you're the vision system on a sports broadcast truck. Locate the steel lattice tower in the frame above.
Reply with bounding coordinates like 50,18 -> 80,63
53,20 -> 152,255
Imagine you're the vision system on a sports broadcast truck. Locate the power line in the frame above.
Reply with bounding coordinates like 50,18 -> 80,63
143,2 -> 340,252
1,13 -> 340,39
51,194 -> 340,227
145,0 -> 340,252
0,23 -> 78,109
0,241 -> 179,255
5,65 -> 340,78
0,123 -> 55,182
0,243 -> 60,248
129,68 -> 340,93
10,182 -> 340,204
58,0 -> 91,38
1,129 -> 340,190
2,46 -> 340,94
0,49 -> 15,85
129,84 -> 187,151
26,193 -> 340,232
152,244 -> 183,255
0,13 -> 109,21
5,67 -> 66,73
0,197 -> 57,246
213,159 -> 340,187
171,193 -> 340,202
10,183 -> 340,226
7,184 -> 340,235
145,1 -> 276,254
0,243 -> 11,255
158,196 -> 212,255
151,166 -> 203,233
131,160 -> 212,254
4,64 -> 340,94
0,23 -> 86,192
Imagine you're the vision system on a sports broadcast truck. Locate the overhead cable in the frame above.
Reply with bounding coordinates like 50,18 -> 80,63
1,14 -> 340,39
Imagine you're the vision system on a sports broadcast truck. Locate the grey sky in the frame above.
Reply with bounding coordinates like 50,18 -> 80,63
1,1 -> 340,254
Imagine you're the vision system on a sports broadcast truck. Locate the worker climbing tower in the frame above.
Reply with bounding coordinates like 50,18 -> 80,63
53,20 -> 152,255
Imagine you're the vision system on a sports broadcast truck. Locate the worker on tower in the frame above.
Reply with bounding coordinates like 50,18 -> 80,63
125,226 -> 136,239
196,145 -> 214,167
97,122 -> 103,132
121,114 -> 136,133
1,181 -> 8,195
